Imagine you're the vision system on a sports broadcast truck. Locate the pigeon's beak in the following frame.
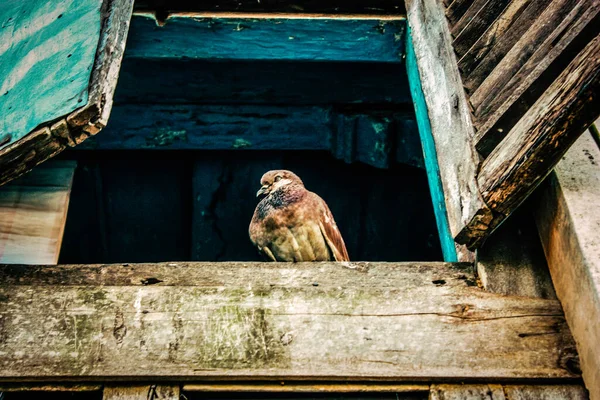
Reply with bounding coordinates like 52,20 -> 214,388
256,185 -> 269,198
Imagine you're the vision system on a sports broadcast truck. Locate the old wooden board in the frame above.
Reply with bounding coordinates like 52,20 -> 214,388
405,0 -> 485,261
103,385 -> 179,399
75,105 -> 422,169
472,0 -> 600,147
125,13 -> 405,62
0,0 -> 134,187
0,160 -> 76,265
183,383 -> 430,392
476,205 -> 556,299
535,131 -> 600,399
430,384 -> 588,399
457,32 -> 600,249
0,0 -> 101,151
0,262 -> 579,381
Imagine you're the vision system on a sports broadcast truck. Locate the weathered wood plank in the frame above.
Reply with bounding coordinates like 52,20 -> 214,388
451,0 -> 512,60
460,0 -> 552,93
80,105 -> 331,151
0,0 -> 102,151
103,385 -> 179,400
0,0 -> 134,187
406,0 -> 485,261
503,385 -> 589,399
535,132 -> 600,400
429,384 -> 505,400
477,206 -> 556,299
183,383 -> 430,392
0,384 -> 102,392
76,104 -> 422,168
456,0 -> 545,80
472,0 -> 600,146
125,13 -> 405,62
114,59 -> 412,106
0,262 -> 579,381
445,0 -> 474,27
0,160 -> 76,265
85,0 -> 135,134
430,384 -> 589,399
457,32 -> 600,249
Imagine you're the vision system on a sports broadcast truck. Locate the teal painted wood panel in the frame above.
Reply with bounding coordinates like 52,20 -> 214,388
405,27 -> 457,262
0,0 -> 102,150
125,14 -> 405,62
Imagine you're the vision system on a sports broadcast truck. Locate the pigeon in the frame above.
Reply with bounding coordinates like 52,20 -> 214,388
249,170 -> 349,262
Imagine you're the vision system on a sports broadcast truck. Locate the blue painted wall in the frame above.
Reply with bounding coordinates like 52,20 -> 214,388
0,0 -> 102,150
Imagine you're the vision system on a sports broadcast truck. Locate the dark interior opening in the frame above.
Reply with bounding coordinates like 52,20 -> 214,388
58,150 -> 442,263
58,15 -> 442,264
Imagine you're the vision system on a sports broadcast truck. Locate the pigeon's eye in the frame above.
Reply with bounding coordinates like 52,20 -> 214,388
274,176 -> 282,182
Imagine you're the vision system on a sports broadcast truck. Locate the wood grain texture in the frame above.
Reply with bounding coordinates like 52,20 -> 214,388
0,160 -> 76,265
477,206 -> 556,299
0,0 -> 101,151
457,32 -> 600,249
473,0 -> 600,146
535,132 -> 600,400
451,0 -> 511,60
456,0 -> 542,80
406,0 -> 486,261
430,384 -> 588,399
0,262 -> 579,381
125,13 -> 405,62
103,385 -> 179,399
460,0 -> 553,93
503,385 -> 589,399
430,384 -> 506,399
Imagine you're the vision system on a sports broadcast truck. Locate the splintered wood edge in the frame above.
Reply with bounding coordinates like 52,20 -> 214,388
0,0 -> 133,187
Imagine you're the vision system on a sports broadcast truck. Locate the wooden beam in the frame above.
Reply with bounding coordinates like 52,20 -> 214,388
476,206 -> 556,299
457,32 -> 600,249
103,385 -> 179,399
405,0 -> 485,261
183,383 -> 430,392
0,262 -> 579,381
76,104 -> 422,168
124,13 -> 405,62
535,131 -> 600,399
430,384 -> 588,399
0,160 -> 76,265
